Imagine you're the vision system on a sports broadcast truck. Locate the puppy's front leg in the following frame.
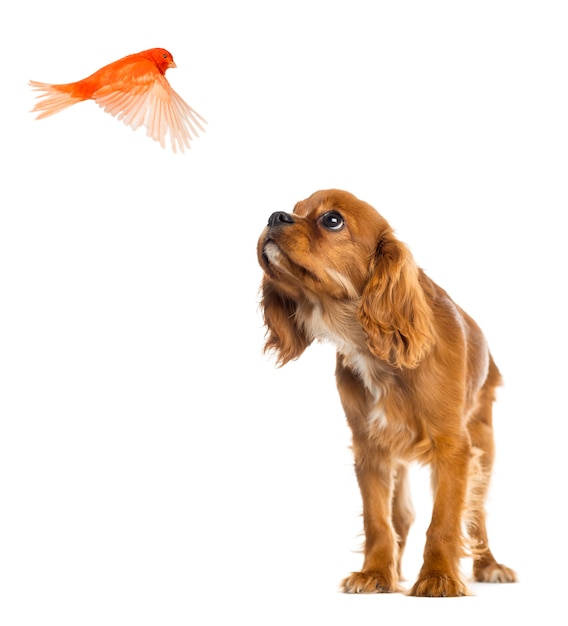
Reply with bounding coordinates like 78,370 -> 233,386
409,440 -> 471,597
341,451 -> 402,594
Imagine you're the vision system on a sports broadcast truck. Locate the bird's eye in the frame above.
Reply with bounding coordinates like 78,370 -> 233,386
320,211 -> 345,231
163,53 -> 168,58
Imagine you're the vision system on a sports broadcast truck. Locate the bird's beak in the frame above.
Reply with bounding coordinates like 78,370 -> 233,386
168,61 -> 177,69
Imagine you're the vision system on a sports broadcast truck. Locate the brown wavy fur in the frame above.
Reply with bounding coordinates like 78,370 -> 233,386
257,189 -> 516,596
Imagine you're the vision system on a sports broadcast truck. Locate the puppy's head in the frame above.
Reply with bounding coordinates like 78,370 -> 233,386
257,189 -> 434,368
258,189 -> 387,300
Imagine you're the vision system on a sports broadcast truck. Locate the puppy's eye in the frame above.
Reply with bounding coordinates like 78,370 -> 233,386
320,211 -> 345,231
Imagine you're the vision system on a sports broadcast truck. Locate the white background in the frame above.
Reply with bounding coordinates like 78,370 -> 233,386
1,1 -> 566,624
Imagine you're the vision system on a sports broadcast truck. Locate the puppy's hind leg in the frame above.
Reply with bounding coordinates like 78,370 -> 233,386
391,463 -> 415,581
466,367 -> 517,584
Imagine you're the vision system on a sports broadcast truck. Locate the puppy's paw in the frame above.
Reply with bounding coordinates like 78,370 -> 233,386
341,571 -> 401,594
408,574 -> 469,597
474,563 -> 517,583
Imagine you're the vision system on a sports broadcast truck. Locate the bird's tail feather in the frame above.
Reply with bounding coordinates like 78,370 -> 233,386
29,81 -> 82,119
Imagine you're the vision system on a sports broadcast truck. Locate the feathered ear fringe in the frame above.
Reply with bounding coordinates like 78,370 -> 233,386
357,236 -> 435,369
258,276 -> 311,367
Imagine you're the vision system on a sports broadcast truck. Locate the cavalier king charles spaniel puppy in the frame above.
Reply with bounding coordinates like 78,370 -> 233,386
257,189 -> 517,597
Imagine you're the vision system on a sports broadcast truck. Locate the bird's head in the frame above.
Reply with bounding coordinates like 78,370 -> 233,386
145,48 -> 177,74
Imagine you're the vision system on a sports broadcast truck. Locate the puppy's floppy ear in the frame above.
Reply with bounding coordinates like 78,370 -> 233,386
259,275 -> 312,367
357,235 -> 435,369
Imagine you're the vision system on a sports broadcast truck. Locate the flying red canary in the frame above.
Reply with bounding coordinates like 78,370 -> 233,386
29,48 -> 206,153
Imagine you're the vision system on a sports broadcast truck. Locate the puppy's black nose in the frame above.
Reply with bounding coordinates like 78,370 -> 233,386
267,211 -> 294,228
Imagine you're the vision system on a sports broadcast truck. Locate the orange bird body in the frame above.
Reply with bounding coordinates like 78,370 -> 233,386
29,48 -> 206,153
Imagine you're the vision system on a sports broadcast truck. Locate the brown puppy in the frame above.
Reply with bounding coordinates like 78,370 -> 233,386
257,189 -> 516,597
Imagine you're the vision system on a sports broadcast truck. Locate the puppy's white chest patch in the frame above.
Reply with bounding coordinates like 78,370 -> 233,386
300,303 -> 388,429
344,353 -> 388,429
348,353 -> 380,398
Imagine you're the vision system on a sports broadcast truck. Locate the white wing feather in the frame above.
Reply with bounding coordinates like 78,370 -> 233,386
93,73 -> 206,153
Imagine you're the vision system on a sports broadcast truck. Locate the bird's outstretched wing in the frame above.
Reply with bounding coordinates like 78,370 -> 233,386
93,73 -> 207,153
